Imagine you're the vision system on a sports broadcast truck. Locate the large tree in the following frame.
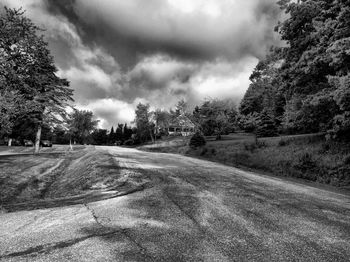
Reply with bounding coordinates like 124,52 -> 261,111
194,99 -> 237,136
68,109 -> 99,145
240,0 -> 350,138
91,129 -> 108,145
115,124 -> 124,142
153,109 -> 171,135
0,7 -> 73,152
275,0 -> 350,137
135,103 -> 154,142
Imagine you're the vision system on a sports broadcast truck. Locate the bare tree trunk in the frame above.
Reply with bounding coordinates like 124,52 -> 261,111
8,138 -> 12,147
34,125 -> 42,154
154,122 -> 158,144
254,130 -> 258,145
149,129 -> 154,143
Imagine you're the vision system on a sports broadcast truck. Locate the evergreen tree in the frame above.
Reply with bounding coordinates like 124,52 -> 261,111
0,7 -> 74,152
116,124 -> 123,141
135,103 -> 154,142
124,124 -> 133,140
256,110 -> 278,138
91,129 -> 108,145
109,126 -> 115,144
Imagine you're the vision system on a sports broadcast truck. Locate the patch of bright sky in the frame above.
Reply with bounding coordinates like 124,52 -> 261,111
192,56 -> 258,100
167,0 -> 221,18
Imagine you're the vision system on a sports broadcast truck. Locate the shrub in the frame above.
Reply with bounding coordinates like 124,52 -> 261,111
189,132 -> 206,148
319,142 -> 331,153
257,141 -> 267,148
244,141 -> 267,152
233,153 -> 250,165
200,147 -> 208,156
211,148 -> 216,155
278,139 -> 288,147
124,139 -> 134,146
343,154 -> 350,165
277,160 -> 292,175
244,142 -> 257,152
297,152 -> 316,169
294,152 -> 317,180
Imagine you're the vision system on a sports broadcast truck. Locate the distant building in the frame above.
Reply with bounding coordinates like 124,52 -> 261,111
167,114 -> 195,136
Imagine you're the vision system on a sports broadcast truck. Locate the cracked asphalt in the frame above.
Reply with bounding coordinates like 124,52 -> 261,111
0,146 -> 350,261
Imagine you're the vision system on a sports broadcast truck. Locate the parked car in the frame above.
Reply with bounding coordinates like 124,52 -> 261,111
40,140 -> 52,147
123,139 -> 134,146
114,140 -> 122,146
11,139 -> 22,146
24,140 -> 34,147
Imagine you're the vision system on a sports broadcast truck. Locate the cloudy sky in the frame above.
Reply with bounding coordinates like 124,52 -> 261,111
1,0 -> 283,128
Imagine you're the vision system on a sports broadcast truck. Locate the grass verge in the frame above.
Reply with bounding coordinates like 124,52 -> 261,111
142,133 -> 350,189
0,145 -> 148,212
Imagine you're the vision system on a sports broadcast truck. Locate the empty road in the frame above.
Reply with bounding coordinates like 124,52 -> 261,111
0,146 -> 349,261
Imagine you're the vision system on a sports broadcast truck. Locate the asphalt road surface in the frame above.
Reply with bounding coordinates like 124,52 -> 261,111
1,146 -> 349,261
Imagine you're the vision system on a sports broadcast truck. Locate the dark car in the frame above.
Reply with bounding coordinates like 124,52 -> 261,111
11,139 -> 22,146
40,140 -> 52,147
24,140 -> 34,147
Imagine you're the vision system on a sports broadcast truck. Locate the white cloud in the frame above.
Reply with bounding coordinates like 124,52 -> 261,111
76,98 -> 136,129
125,54 -> 257,110
0,0 -> 281,127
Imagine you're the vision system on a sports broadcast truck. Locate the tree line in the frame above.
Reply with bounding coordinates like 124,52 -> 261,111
66,110 -> 134,146
133,99 -> 238,144
239,0 -> 350,141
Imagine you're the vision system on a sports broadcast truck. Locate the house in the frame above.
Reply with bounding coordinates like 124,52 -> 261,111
167,114 -> 195,136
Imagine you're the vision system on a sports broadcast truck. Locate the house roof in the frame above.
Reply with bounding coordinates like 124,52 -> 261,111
169,114 -> 195,128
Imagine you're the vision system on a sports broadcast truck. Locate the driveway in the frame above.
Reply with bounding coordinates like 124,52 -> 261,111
0,146 -> 349,261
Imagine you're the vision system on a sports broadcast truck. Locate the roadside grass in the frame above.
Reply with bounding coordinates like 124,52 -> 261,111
141,133 -> 350,188
0,145 -> 142,212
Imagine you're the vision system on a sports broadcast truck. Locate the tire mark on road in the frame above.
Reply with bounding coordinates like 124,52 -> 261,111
121,229 -> 154,261
0,231 -> 119,259
164,191 -> 204,232
4,184 -> 146,212
163,190 -> 243,260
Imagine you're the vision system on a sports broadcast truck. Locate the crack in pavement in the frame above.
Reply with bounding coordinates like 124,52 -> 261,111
83,202 -> 110,227
83,195 -> 154,261
1,195 -> 152,260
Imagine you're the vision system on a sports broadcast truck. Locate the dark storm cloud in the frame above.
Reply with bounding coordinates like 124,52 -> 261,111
43,0 -> 281,69
1,0 -> 283,127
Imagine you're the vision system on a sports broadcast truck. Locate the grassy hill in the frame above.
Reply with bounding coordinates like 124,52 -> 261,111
141,133 -> 350,189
